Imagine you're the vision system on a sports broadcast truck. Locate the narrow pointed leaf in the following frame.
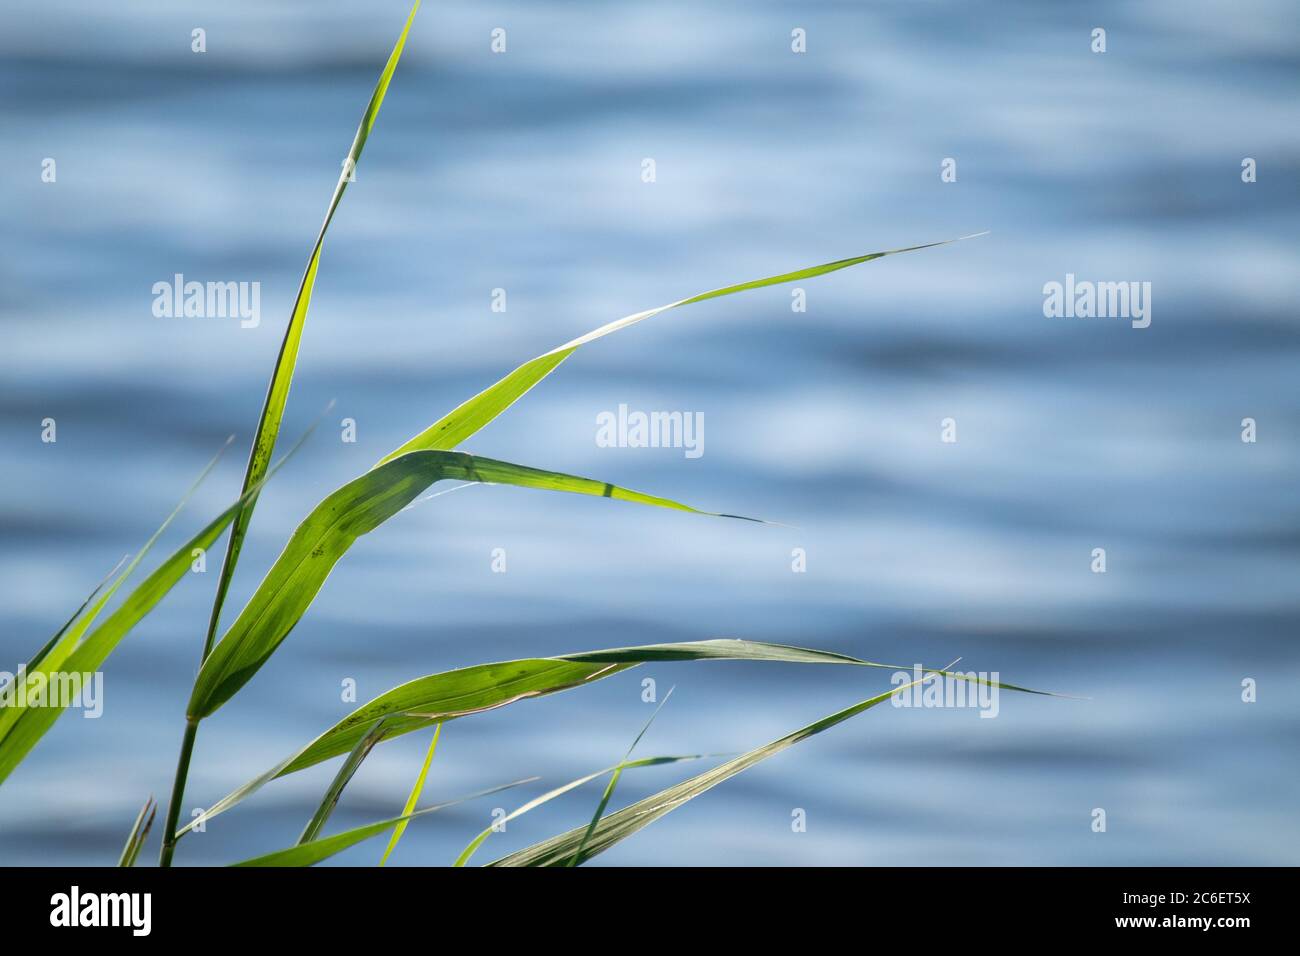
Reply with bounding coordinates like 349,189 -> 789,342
379,724 -> 440,865
188,452 -> 761,721
453,755 -> 702,867
231,776 -> 528,868
0,436 -> 305,786
181,639 -> 1029,837
488,680 -> 932,866
118,796 -> 157,868
49,439 -> 230,669
296,718 -> 390,846
569,686 -> 675,865
22,554 -> 126,678
569,769 -> 624,867
201,0 -> 421,658
1,441 -> 228,749
377,235 -> 984,466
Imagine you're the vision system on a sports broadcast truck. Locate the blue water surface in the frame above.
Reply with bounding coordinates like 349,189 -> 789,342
1,0 -> 1298,865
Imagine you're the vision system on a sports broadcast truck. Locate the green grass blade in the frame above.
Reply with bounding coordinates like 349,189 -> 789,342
162,7 -> 419,864
179,639 -> 957,837
378,724 -> 440,866
231,776 -> 530,868
187,452 -> 763,721
3,439 -> 227,755
0,433 -> 308,786
376,235 -> 984,466
7,438 -> 229,721
296,718 -> 390,846
22,554 -> 127,677
488,678 -> 934,866
200,1 -> 419,665
567,685 -> 675,865
453,755 -> 702,867
569,769 -> 623,868
117,796 -> 156,868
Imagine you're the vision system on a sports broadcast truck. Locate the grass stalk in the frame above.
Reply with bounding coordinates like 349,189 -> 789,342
158,721 -> 199,867
155,1 -> 421,865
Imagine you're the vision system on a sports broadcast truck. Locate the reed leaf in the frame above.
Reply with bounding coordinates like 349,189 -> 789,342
157,0 -> 423,868
296,718 -> 390,846
489,679 -> 932,866
453,755 -> 703,867
377,235 -> 984,466
178,639 -> 1041,838
0,434 -> 307,786
21,556 -> 127,682
117,796 -> 157,868
568,685 -> 675,866
187,452 -> 762,721
2,441 -> 227,751
164,9 -> 417,868
379,724 -> 440,865
231,776 -> 529,868
202,0 -> 421,653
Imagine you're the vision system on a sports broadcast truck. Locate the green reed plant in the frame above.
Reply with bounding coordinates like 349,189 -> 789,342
0,1 -> 1053,867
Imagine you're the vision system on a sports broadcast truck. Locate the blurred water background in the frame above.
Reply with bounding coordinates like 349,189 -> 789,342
2,0 -> 1298,866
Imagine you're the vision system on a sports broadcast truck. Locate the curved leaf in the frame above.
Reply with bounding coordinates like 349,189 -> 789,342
23,555 -> 127,678
489,667 -> 1069,865
296,718 -> 390,846
0,442 -> 227,750
0,434 -> 306,786
204,0 -> 422,655
230,776 -> 528,868
379,724 -> 440,865
377,235 -> 985,466
453,755 -> 702,867
489,680 -> 926,866
569,686 -> 676,866
161,2 -> 421,867
177,639 -> 924,838
187,453 -> 760,720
